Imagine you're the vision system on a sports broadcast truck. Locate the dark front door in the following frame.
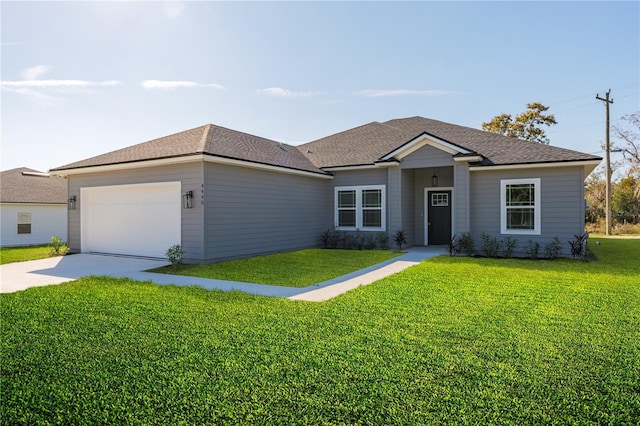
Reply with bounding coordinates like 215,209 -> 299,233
428,190 -> 451,245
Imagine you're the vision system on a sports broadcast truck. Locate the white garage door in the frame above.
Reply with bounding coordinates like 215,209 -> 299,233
81,182 -> 181,258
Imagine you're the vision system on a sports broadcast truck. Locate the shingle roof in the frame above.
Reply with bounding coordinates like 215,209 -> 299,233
51,116 -> 601,173
382,116 -> 601,166
301,116 -> 601,168
51,124 -> 326,175
1,167 -> 67,204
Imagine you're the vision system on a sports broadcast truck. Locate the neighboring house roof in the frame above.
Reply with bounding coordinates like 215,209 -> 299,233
51,124 -> 326,175
1,167 -> 67,204
50,116 -> 601,173
300,116 -> 602,168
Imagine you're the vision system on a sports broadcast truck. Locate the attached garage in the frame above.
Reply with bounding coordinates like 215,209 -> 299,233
81,182 -> 181,258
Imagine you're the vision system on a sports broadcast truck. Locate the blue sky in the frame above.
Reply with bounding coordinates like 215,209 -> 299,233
1,1 -> 638,173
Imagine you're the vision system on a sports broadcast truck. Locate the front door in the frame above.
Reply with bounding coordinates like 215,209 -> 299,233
427,190 -> 451,245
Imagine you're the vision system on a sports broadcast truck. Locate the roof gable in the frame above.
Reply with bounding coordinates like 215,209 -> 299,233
382,117 -> 601,166
1,167 -> 67,204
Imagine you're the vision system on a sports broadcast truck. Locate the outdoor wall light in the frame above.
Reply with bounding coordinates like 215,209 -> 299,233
68,195 -> 77,210
432,168 -> 438,187
183,191 -> 193,209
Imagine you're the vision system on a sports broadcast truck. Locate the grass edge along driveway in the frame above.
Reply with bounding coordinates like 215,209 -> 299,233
1,238 -> 639,424
149,248 -> 402,287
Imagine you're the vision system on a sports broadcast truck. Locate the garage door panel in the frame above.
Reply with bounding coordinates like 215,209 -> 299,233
81,182 -> 181,258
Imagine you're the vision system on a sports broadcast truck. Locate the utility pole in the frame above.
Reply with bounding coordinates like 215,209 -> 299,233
596,89 -> 614,235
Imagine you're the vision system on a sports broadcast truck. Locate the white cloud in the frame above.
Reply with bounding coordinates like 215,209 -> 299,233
142,80 -> 225,90
21,65 -> 50,80
257,87 -> 318,98
354,89 -> 464,97
1,79 -> 120,88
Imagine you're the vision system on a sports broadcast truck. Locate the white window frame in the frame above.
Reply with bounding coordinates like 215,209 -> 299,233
500,178 -> 541,235
334,185 -> 386,231
17,212 -> 32,235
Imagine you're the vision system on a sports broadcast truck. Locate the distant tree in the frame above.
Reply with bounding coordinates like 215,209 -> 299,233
482,102 -> 557,144
612,176 -> 640,224
612,112 -> 640,197
585,167 -> 606,225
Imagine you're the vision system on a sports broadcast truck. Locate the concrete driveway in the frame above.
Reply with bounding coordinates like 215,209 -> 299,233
0,254 -> 169,293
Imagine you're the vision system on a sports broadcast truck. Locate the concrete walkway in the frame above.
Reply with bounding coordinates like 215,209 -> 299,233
1,247 -> 446,301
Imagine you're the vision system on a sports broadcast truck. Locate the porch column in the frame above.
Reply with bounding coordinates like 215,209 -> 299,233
453,163 -> 470,234
387,166 -> 402,236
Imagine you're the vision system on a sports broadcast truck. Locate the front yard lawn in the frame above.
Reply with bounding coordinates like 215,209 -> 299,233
149,248 -> 401,287
1,238 -> 639,424
0,245 -> 51,265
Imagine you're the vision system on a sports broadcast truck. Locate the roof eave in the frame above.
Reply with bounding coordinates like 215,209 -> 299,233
469,158 -> 602,172
51,153 -> 332,179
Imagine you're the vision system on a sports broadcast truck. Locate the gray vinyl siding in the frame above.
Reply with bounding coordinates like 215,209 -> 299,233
66,162 -> 205,261
387,168 -> 401,236
203,163 -> 331,262
400,144 -> 455,169
330,169 -> 388,187
453,164 -> 471,235
401,169 -> 416,246
469,166 -> 587,257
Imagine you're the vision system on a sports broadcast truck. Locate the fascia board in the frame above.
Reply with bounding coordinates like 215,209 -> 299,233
469,159 -> 602,172
51,154 -> 333,180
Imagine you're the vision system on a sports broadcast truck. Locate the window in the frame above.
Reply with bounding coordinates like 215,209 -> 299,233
431,193 -> 449,207
17,212 -> 32,235
335,185 -> 385,230
500,178 -> 540,235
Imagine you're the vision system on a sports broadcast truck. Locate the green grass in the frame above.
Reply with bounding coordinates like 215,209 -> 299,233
2,238 -> 639,425
150,248 -> 402,287
0,245 -> 51,264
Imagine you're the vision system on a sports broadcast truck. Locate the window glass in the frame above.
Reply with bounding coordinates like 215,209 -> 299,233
17,212 -> 32,235
338,210 -> 356,227
501,179 -> 540,235
431,193 -> 449,207
507,184 -> 534,206
362,189 -> 381,208
362,210 -> 382,227
506,208 -> 534,230
338,190 -> 356,208
335,186 -> 385,230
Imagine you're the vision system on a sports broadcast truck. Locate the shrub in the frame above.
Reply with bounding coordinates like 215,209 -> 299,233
544,237 -> 562,259
502,236 -> 517,258
481,232 -> 501,258
342,233 -> 354,249
376,232 -> 390,250
448,234 -> 461,256
48,235 -> 69,256
354,229 -> 365,250
459,232 -> 475,256
613,222 -> 640,235
525,240 -> 540,260
568,232 -> 588,260
166,244 -> 185,266
364,234 -> 378,250
321,229 -> 332,249
393,230 -> 407,252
